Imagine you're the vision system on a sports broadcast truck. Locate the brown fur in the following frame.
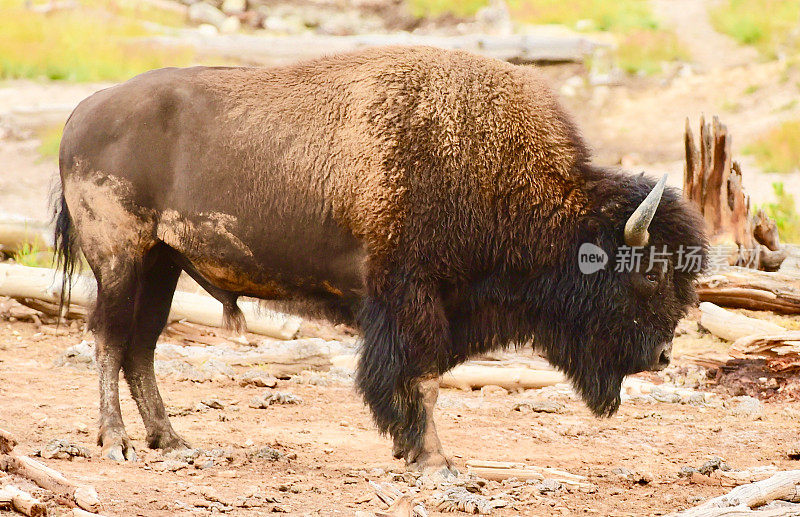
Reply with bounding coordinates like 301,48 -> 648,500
54,46 -> 706,467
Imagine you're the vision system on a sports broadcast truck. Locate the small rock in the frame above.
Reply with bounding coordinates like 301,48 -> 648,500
611,467 -> 653,485
200,399 -> 225,410
166,448 -> 202,463
221,0 -> 246,14
513,400 -> 565,414
250,447 -> 283,461
650,387 -> 681,404
239,370 -> 278,388
220,16 -> 241,34
54,340 -> 95,368
40,439 -> 90,460
727,396 -> 762,418
249,390 -> 302,408
534,479 -> 563,493
153,459 -> 188,472
480,385 -> 508,396
698,456 -> 730,475
188,3 -> 227,29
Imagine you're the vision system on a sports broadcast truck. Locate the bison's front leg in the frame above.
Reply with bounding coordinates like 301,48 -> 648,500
392,377 -> 455,476
356,281 -> 458,478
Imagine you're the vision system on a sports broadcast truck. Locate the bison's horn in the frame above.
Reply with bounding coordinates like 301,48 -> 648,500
624,173 -> 667,247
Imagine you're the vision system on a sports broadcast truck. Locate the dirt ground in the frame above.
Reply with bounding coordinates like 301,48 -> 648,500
2,1 -> 800,515
2,297 -> 800,517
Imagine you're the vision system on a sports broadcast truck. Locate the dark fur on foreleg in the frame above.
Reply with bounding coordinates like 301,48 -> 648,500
356,295 -> 427,453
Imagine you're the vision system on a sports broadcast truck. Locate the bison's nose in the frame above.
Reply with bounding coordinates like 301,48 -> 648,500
651,342 -> 672,371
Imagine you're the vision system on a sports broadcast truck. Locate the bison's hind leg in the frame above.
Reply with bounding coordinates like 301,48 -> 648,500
122,243 -> 188,452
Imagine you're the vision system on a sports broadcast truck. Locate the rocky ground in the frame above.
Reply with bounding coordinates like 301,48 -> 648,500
2,297 -> 800,516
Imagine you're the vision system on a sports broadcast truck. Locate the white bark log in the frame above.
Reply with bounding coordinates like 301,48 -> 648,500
0,263 -> 301,339
699,302 -> 785,342
439,365 -> 564,391
674,471 -> 800,516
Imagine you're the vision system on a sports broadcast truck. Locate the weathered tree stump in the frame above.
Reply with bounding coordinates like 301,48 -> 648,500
683,116 -> 787,271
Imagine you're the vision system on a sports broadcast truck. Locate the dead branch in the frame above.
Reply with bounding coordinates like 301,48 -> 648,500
465,460 -> 595,490
0,485 -> 46,517
731,332 -> 800,358
675,470 -> 800,516
683,117 -> 786,271
0,430 -> 101,513
696,268 -> 800,314
699,302 -> 786,342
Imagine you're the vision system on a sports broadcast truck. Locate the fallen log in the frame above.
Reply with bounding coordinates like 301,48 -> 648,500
698,302 -> 786,342
1,485 -> 46,517
0,455 -> 100,513
439,365 -> 564,391
0,263 -> 301,339
674,470 -> 800,516
731,332 -> 800,358
149,28 -> 603,67
0,486 -> 12,510
696,268 -> 800,314
0,429 -> 100,513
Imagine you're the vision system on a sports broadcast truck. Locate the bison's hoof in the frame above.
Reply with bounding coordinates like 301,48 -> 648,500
102,440 -> 137,462
148,432 -> 190,452
408,452 -> 459,480
99,429 -> 137,462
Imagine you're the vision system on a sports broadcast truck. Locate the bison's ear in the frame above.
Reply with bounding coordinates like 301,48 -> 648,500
624,173 -> 667,247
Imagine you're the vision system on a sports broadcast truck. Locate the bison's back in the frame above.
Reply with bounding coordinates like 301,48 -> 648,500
59,47 -> 587,305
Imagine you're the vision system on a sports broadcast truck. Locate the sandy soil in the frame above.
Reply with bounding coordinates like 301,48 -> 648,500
1,299 -> 800,517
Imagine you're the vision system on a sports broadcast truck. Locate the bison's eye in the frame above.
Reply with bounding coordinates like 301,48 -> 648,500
644,271 -> 659,283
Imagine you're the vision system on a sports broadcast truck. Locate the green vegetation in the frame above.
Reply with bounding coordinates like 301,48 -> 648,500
759,183 -> 800,243
36,125 -> 64,161
744,120 -> 800,174
406,0 -> 686,75
615,29 -> 687,76
406,0 -> 488,18
12,240 -> 53,268
0,0 -> 193,81
709,0 -> 800,58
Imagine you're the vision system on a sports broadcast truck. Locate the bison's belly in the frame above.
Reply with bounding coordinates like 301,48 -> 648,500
156,209 -> 367,301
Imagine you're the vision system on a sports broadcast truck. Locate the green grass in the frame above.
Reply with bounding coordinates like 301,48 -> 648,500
12,240 -> 54,268
710,0 -> 800,58
405,0 -> 686,75
36,125 -> 64,161
744,120 -> 800,174
759,183 -> 800,243
616,29 -> 688,75
406,0 -> 489,18
0,0 -> 193,81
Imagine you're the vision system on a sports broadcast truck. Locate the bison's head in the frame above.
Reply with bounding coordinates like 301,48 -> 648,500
535,171 -> 707,417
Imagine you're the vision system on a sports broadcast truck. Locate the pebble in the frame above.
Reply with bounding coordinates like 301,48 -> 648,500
239,370 -> 278,388
727,396 -> 763,418
513,400 -> 565,414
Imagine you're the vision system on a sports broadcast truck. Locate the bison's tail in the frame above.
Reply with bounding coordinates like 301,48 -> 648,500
51,183 -> 79,315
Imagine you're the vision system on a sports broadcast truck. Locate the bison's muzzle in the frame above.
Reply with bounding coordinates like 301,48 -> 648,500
650,342 -> 672,371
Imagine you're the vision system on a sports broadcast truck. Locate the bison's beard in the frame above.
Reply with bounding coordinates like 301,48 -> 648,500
540,335 -> 626,417
568,367 -> 624,417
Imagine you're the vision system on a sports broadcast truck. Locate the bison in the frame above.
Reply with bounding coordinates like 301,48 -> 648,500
54,46 -> 707,474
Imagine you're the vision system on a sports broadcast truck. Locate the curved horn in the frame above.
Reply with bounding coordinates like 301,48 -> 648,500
624,173 -> 667,247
